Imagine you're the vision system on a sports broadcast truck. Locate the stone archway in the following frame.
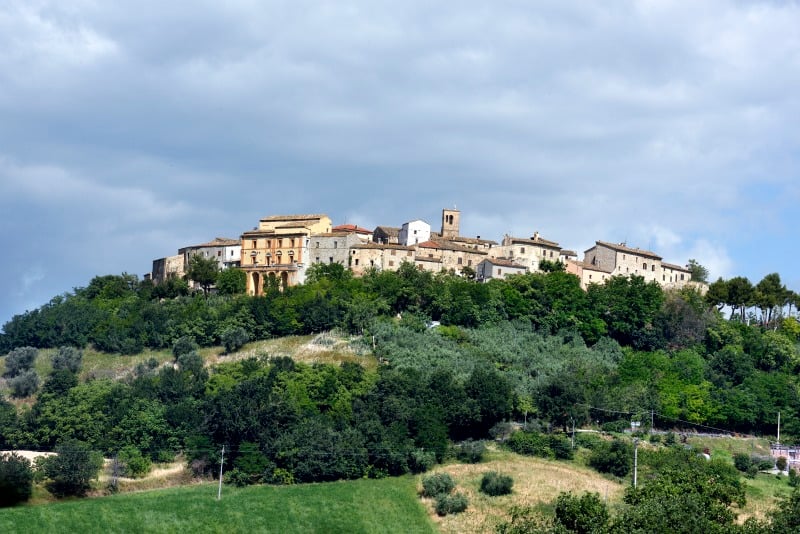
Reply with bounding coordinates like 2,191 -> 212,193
251,272 -> 261,296
280,271 -> 289,289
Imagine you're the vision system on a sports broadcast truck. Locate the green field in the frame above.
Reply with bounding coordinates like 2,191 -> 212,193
0,476 -> 436,534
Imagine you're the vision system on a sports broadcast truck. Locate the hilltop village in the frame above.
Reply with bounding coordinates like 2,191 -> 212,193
150,208 -> 698,295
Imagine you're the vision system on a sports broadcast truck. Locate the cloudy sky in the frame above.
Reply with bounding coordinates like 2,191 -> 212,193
1,0 -> 799,325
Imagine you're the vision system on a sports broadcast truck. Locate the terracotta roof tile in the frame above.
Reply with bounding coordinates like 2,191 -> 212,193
333,224 -> 372,234
590,241 -> 662,260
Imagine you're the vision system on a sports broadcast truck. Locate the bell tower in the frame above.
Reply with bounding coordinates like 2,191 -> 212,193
441,208 -> 460,239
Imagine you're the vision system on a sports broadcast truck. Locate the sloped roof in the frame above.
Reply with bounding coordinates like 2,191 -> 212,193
351,243 -> 415,251
481,257 -> 526,268
420,239 -> 489,254
451,236 -> 498,246
333,224 -> 372,234
374,226 -> 400,236
260,214 -> 328,222
589,241 -> 662,260
507,235 -> 560,248
661,261 -> 691,272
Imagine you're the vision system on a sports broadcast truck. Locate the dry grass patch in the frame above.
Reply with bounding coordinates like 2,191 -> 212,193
420,451 -> 624,534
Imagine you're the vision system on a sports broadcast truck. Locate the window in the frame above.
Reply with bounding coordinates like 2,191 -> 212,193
333,241 -> 337,249
391,250 -> 396,256
290,239 -> 295,247
550,251 -> 554,257
407,251 -> 412,257
468,260 -> 472,266
329,257 -> 334,263
662,275 -> 665,281
642,263 -> 647,270
316,257 -> 320,263
218,251 -> 222,256
355,259 -> 359,266
652,265 -> 655,271
252,240 -> 257,248
230,250 -> 234,257
520,247 -> 525,254
315,242 -> 320,248
370,260 -> 374,266
457,257 -> 463,265
278,239 -> 283,247
497,269 -> 502,275
680,274 -> 685,280
389,261 -> 394,267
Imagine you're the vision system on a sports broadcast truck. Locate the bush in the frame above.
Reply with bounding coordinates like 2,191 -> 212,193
664,432 -> 676,446
575,432 -> 602,450
435,492 -> 468,516
649,433 -> 662,444
3,347 -> 38,378
588,439 -> 631,477
506,431 -> 551,458
549,434 -> 574,460
789,468 -> 799,488
554,492 -> 609,533
756,457 -> 775,471
733,453 -> 752,472
52,346 -> 83,373
777,456 -> 788,472
409,448 -> 436,474
118,446 -> 151,479
43,440 -> 104,497
601,420 -> 629,433
9,370 -> 39,398
746,465 -> 759,479
422,472 -> 455,497
172,336 -> 198,359
480,471 -> 514,496
220,326 -> 249,354
456,440 -> 486,464
0,453 -> 34,507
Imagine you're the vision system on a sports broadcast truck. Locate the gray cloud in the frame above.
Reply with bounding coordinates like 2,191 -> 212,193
1,0 -> 799,323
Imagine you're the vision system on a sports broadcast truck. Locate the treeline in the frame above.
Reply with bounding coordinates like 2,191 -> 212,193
0,262 -> 725,353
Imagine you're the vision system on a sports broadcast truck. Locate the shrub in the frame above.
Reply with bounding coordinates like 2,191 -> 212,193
777,456 -> 788,472
756,457 -> 775,471
480,471 -> 514,496
789,468 -> 799,488
224,468 -> 250,487
601,420 -> 629,433
664,432 -> 677,446
422,472 -> 455,497
220,326 -> 249,354
649,433 -> 662,444
575,432 -> 602,450
43,440 -> 104,497
746,464 -> 759,479
549,434 -> 574,460
172,336 -> 198,359
588,439 -> 631,477
9,370 -> 39,398
118,446 -> 151,479
733,453 -> 752,473
554,492 -> 609,533
506,431 -> 551,458
409,448 -> 436,474
52,346 -> 83,373
3,347 -> 38,378
0,453 -> 34,507
435,492 -> 468,516
456,439 -> 486,464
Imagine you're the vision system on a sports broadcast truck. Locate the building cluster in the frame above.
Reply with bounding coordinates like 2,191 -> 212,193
150,208 -> 696,295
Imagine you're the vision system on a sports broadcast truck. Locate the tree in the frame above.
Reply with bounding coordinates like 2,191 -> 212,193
554,491 -> 609,533
687,259 -> 709,284
3,346 -> 38,378
43,440 -> 104,497
220,326 -> 249,353
216,268 -> 246,295
754,273 -> 786,326
0,453 -> 34,507
9,369 -> 39,398
52,346 -> 83,373
726,276 -> 754,321
186,254 -> 219,295
538,259 -> 566,273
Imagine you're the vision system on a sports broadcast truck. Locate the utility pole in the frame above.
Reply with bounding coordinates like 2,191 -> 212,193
633,438 -> 639,489
571,418 -> 576,450
651,409 -> 654,432
777,412 -> 781,444
217,445 -> 225,501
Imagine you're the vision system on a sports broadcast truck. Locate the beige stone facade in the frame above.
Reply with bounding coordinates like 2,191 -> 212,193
490,232 -> 562,273
151,254 -> 185,284
579,241 -> 693,290
241,214 -> 332,295
349,243 -> 415,276
416,239 -> 487,274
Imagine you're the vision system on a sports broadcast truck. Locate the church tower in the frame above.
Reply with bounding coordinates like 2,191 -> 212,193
440,208 -> 460,239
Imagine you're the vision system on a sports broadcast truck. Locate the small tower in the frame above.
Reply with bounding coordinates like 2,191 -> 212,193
441,208 -> 460,239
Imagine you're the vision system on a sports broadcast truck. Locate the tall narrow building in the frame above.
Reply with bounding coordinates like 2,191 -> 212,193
440,208 -> 460,239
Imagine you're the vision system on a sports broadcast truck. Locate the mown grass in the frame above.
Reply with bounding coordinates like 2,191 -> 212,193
739,472 -> 793,522
0,476 -> 435,534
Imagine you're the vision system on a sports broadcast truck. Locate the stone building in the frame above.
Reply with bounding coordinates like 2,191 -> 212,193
476,258 -> 527,282
577,241 -> 694,290
308,231 -> 364,267
373,226 -> 400,244
416,239 -> 488,274
151,254 -> 185,284
240,214 -> 332,295
179,237 -> 242,271
490,232 -> 562,272
349,243 -> 416,275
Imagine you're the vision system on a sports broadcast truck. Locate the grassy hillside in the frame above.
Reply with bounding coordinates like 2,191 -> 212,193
0,476 -> 435,534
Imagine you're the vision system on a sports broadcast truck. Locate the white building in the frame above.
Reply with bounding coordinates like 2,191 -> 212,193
398,219 -> 431,246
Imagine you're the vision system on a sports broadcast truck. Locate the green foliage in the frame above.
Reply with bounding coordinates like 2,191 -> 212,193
171,335 -> 198,359
554,491 -> 609,533
507,431 -> 553,458
687,259 -> 709,284
118,446 -> 151,478
3,346 -> 38,377
455,439 -> 486,464
588,439 -> 631,478
421,472 -> 455,497
9,369 -> 39,398
776,456 -> 788,472
434,492 -> 468,516
52,346 -> 83,373
43,440 -> 103,497
220,326 -> 249,353
186,254 -> 220,295
789,468 -> 799,488
216,268 -> 246,295
763,487 -> 800,533
734,453 -> 752,472
0,453 -> 34,507
480,471 -> 514,496
409,449 -> 436,474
